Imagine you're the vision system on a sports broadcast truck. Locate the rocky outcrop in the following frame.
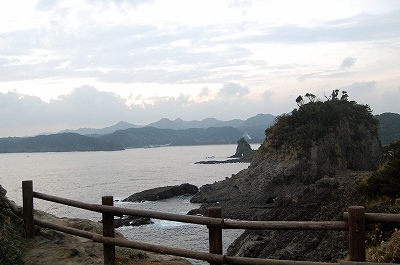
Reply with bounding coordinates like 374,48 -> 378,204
226,173 -> 367,262
230,138 -> 256,162
26,210 -> 191,265
190,119 -> 383,220
195,138 -> 256,164
113,215 -> 153,228
122,183 -> 198,202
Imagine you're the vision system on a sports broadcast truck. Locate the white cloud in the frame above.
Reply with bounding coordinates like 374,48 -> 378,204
218,82 -> 250,98
0,0 -> 399,137
340,57 -> 357,68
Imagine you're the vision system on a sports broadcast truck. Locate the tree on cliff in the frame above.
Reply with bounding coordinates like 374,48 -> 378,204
260,90 -> 378,159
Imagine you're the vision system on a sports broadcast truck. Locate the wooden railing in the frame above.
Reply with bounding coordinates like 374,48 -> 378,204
22,180 -> 400,265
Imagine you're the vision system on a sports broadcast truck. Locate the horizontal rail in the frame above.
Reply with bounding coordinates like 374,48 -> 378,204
34,218 -> 96,239
341,262 -> 400,265
343,212 -> 400,224
225,256 -> 336,265
33,191 -> 223,226
34,191 -> 356,231
223,220 -> 349,230
34,218 -> 340,265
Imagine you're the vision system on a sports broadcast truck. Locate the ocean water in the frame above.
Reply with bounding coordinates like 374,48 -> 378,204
0,144 -> 258,264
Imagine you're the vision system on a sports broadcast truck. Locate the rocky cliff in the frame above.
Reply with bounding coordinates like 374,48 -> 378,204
190,118 -> 382,220
189,94 -> 384,262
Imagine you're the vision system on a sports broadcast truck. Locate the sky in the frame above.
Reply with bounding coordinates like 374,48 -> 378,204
1,0 -> 400,137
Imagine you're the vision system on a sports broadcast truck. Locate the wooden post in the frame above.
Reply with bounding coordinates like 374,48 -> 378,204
22,180 -> 34,238
208,207 -> 223,265
348,206 -> 366,261
102,196 -> 115,265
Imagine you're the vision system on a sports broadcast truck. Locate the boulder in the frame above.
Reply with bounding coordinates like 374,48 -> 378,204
122,183 -> 198,202
113,216 -> 153,228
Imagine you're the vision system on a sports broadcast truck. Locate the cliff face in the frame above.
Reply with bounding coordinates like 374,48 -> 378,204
190,118 -> 382,220
226,173 -> 367,262
189,96 -> 384,262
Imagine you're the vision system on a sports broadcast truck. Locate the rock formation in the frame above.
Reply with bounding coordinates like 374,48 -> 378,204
123,183 -> 198,202
189,96 -> 384,262
195,138 -> 256,164
190,99 -> 383,220
230,138 -> 256,162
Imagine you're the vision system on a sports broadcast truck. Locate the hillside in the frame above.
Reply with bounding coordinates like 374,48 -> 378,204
59,113 -> 276,142
375,112 -> 400,145
0,133 -> 123,153
100,126 -> 245,148
190,91 -> 390,262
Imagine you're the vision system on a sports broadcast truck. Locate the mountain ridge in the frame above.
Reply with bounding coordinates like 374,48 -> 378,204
58,113 -> 276,135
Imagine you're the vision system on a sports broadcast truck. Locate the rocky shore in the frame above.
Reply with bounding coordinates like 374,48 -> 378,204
187,98 -> 385,262
25,210 -> 192,265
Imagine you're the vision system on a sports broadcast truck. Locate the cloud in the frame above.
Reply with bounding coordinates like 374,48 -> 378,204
198,86 -> 210,98
0,85 -> 293,137
339,81 -> 377,93
35,0 -> 61,11
218,82 -> 249,98
340,57 -> 357,68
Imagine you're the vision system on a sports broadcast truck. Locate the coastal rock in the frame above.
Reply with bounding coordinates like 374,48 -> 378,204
230,138 -> 256,162
190,118 -> 383,221
26,210 -> 191,264
226,173 -> 366,262
122,183 -> 198,202
113,215 -> 153,228
195,138 -> 256,164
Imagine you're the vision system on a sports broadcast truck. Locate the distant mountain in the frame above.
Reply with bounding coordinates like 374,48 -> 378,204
57,114 -> 276,143
100,126 -> 245,148
147,114 -> 275,130
60,121 -> 140,135
375,112 -> 400,145
0,133 -> 123,153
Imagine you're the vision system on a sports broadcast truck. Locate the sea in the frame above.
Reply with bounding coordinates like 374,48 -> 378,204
0,144 -> 259,264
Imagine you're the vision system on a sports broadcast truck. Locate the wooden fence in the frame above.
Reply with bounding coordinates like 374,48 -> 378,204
22,180 -> 400,265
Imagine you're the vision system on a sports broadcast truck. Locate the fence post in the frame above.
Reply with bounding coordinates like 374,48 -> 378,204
22,180 -> 34,238
348,206 -> 366,262
208,207 -> 223,265
102,196 -> 115,265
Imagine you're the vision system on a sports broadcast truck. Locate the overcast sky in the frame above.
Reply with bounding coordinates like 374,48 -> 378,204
1,0 -> 400,137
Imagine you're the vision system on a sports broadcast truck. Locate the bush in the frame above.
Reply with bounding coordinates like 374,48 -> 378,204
362,141 -> 400,199
0,192 -> 26,265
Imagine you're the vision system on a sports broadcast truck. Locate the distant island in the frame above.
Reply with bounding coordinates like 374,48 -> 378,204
0,133 -> 123,153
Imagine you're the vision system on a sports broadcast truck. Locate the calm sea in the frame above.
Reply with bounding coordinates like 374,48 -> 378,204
0,144 -> 258,264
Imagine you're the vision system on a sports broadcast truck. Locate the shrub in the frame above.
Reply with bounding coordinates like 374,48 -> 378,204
362,141 -> 400,199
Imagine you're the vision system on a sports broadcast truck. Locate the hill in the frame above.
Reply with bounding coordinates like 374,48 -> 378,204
60,113 -> 276,142
190,91 -> 389,262
375,112 -> 400,145
0,133 -> 123,153
60,121 -> 140,135
100,126 -> 245,148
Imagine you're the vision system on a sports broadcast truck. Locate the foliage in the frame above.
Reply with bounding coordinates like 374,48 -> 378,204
375,112 -> 400,145
261,90 -> 377,157
0,196 -> 26,264
361,141 -> 400,199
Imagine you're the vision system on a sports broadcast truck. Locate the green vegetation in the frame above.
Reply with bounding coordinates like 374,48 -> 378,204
260,90 -> 378,157
0,190 -> 26,265
375,112 -> 400,145
362,141 -> 400,199
358,141 -> 400,262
